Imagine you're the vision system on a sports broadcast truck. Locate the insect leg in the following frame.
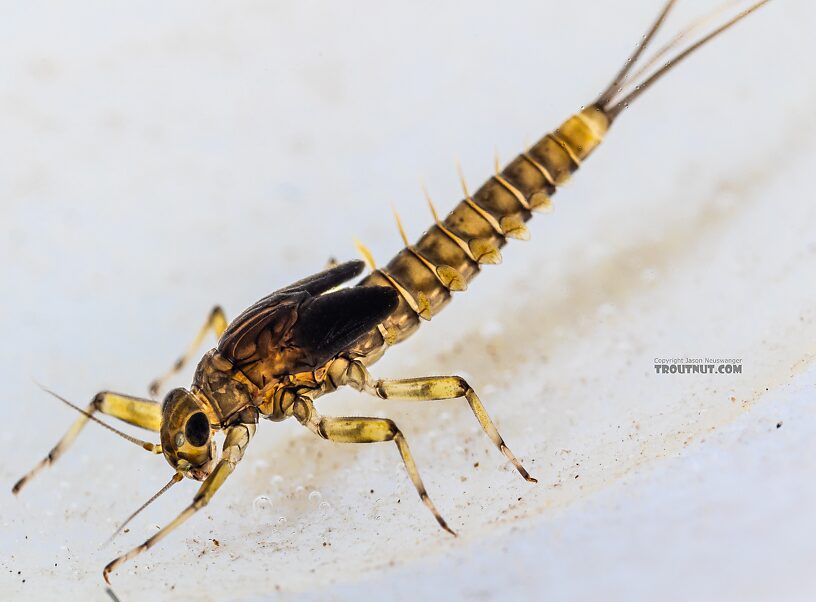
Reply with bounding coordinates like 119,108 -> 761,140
148,305 -> 228,397
13,392 -> 161,494
292,396 -> 455,536
342,362 -> 536,482
102,421 -> 255,584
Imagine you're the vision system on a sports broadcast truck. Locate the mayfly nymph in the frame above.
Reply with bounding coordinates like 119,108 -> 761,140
12,0 -> 773,583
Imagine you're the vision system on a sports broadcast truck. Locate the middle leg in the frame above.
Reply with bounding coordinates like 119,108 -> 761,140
292,396 -> 455,535
148,305 -> 228,396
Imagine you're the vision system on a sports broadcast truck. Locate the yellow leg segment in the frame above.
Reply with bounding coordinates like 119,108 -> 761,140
12,392 -> 161,494
148,305 -> 228,397
293,396 -> 455,536
345,362 -> 537,483
103,421 -> 255,584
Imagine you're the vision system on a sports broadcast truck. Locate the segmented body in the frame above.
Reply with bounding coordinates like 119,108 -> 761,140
350,107 -> 610,363
190,106 -> 611,429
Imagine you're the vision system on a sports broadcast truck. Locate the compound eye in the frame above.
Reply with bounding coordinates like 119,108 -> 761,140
184,412 -> 210,447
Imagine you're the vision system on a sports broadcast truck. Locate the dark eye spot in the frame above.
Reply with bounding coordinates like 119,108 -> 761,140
185,412 -> 210,447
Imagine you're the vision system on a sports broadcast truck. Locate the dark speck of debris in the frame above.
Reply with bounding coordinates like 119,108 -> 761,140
776,422 -> 783,429
575,474 -> 580,479
322,542 -> 327,547
212,539 -> 220,547
473,462 -> 479,468
370,489 -> 374,494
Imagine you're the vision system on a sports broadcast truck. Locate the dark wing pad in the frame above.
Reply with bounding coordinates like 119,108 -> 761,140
218,260 -> 365,363
217,261 -> 395,375
292,286 -> 399,366
217,292 -> 305,363
278,260 -> 365,296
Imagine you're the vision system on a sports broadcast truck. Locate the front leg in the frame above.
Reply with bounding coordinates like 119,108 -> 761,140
12,391 -> 162,494
103,421 -> 255,583
341,361 -> 537,482
148,305 -> 228,397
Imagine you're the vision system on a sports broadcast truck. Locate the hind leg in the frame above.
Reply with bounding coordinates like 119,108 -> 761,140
340,361 -> 537,482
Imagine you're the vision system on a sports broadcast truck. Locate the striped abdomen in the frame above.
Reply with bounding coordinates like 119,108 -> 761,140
349,106 -> 610,364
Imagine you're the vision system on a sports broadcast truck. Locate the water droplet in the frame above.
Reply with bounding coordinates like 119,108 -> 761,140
294,485 -> 305,495
640,267 -> 658,284
479,320 -> 504,338
318,501 -> 332,516
253,495 -> 273,514
597,303 -> 616,319
308,490 -> 322,505
277,516 -> 287,527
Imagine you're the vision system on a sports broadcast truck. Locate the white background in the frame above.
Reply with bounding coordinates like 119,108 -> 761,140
2,1 -> 815,600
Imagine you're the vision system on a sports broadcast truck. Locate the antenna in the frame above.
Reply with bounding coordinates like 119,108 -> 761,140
38,386 -> 161,453
105,472 -> 184,545
12,387 -> 162,495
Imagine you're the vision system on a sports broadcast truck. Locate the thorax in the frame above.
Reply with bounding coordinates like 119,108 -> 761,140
191,349 -> 341,425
